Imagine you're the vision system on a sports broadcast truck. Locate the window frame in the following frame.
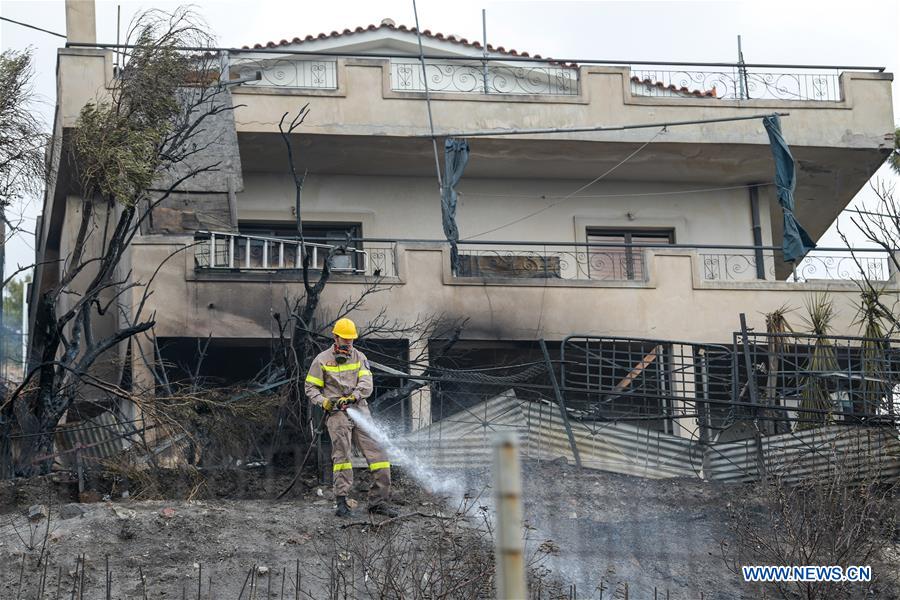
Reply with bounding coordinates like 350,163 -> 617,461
586,227 -> 675,281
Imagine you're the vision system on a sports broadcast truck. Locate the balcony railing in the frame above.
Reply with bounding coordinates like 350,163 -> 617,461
700,251 -> 891,282
230,57 -> 338,89
190,234 -> 894,285
193,231 -> 392,276
390,61 -> 579,96
455,244 -> 647,281
630,66 -> 843,101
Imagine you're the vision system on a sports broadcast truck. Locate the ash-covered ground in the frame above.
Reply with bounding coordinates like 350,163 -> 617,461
1,461 -> 897,599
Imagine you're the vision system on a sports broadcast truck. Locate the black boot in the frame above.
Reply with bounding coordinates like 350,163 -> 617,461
368,503 -> 400,518
335,496 -> 352,518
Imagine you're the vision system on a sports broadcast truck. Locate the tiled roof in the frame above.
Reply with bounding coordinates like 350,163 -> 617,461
243,21 -> 715,96
243,20 -> 552,60
630,76 -> 717,98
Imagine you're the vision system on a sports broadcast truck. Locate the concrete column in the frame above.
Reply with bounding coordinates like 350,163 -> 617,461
409,339 -> 432,431
65,0 -> 97,44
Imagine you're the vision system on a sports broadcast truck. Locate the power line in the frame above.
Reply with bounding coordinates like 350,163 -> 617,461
464,127 -> 667,239
418,111 -> 789,138
64,42 -> 887,72
0,16 -> 66,39
410,0 -> 443,192
459,182 -> 774,200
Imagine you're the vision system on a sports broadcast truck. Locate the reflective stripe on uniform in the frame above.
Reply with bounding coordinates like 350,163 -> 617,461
333,462 -> 353,472
305,374 -> 324,387
369,461 -> 390,471
358,369 -> 372,377
322,362 -> 361,373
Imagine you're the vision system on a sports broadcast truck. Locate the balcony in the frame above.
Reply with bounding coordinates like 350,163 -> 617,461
191,234 -> 895,286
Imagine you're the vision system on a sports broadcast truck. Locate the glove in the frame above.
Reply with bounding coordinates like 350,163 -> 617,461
322,398 -> 334,412
336,395 -> 357,410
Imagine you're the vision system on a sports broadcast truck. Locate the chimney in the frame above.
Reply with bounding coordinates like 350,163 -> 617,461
65,0 -> 96,45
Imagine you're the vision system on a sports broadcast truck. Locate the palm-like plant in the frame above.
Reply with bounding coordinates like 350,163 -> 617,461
853,289 -> 892,417
797,294 -> 838,430
764,305 -> 794,433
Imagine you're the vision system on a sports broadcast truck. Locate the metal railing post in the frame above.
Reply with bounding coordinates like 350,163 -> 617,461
209,233 -> 215,268
262,240 -> 268,269
493,432 -> 527,600
244,237 -> 250,269
228,235 -> 234,268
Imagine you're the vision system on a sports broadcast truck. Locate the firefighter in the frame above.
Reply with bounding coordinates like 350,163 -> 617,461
304,317 -> 398,518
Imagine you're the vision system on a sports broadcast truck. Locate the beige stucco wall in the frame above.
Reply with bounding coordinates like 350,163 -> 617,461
129,239 -> 895,344
54,49 -> 892,150
237,173 -> 775,248
230,60 -> 893,149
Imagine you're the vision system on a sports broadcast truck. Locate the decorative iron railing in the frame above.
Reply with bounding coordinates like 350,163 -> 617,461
700,252 -> 891,282
230,57 -> 338,89
455,245 -> 647,281
391,61 -> 579,96
630,67 -> 842,101
193,231 -> 391,276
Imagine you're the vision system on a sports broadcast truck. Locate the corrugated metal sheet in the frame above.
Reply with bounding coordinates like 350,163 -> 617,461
56,411 -> 126,466
522,401 -> 701,478
397,392 -> 701,478
397,393 -> 900,482
396,390 -> 526,469
705,426 -> 900,483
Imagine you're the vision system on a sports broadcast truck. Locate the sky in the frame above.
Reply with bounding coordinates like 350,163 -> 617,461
1,0 -> 898,275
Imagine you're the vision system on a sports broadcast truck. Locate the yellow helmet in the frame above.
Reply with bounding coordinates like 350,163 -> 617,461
332,317 -> 358,340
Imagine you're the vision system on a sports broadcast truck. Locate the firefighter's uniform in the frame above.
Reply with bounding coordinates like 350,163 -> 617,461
304,345 -> 391,508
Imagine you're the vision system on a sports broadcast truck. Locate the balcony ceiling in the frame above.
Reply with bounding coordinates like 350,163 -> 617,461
238,132 -> 889,243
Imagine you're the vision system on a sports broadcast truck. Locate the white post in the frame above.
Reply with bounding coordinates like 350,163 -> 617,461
21,280 -> 27,369
209,233 -> 215,268
493,432 -> 527,600
228,235 -> 234,268
409,340 -> 432,430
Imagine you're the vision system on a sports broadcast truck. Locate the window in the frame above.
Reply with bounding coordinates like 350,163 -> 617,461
237,221 -> 361,270
586,228 -> 674,281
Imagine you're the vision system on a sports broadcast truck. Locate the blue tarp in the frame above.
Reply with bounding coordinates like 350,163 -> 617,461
763,115 -> 816,262
441,138 -> 469,274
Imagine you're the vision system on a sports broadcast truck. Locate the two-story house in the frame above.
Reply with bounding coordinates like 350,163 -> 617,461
31,1 -> 895,447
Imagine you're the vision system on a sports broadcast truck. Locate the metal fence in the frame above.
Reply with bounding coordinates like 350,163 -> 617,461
0,331 -> 25,382
631,66 -> 843,101
732,330 -> 900,430
560,335 -> 734,436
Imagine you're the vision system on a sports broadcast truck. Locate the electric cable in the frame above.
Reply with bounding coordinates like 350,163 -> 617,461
464,126 -> 666,239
